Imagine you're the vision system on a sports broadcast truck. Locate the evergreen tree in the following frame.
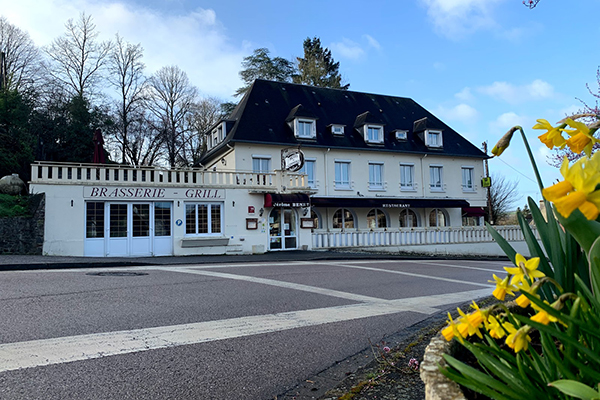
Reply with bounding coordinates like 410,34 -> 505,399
0,88 -> 35,180
235,48 -> 295,97
293,37 -> 349,90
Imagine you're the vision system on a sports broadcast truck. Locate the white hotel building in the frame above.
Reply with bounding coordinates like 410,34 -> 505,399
30,80 -> 489,257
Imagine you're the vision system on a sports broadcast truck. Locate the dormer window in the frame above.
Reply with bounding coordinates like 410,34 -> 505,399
425,130 -> 443,148
294,118 -> 316,139
207,122 -> 226,150
395,130 -> 408,140
365,124 -> 384,144
331,125 -> 345,136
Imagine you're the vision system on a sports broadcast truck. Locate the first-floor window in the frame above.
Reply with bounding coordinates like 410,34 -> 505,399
462,167 -> 474,191
333,208 -> 354,229
186,203 -> 222,235
399,209 -> 419,228
299,159 -> 316,187
367,209 -> 387,228
334,161 -> 351,189
430,166 -> 443,191
86,202 -> 105,238
429,208 -> 448,227
400,164 -> 414,190
368,162 -> 384,190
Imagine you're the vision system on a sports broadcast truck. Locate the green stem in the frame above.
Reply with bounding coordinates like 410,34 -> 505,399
516,126 -> 544,193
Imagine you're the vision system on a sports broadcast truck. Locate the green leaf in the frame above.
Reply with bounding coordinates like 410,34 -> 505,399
486,222 -> 517,263
588,236 -> 600,301
549,380 -> 600,400
440,365 -> 513,400
528,197 -> 553,258
557,208 -> 600,254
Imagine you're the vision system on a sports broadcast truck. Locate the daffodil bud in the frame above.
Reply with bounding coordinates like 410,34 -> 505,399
491,126 -> 520,157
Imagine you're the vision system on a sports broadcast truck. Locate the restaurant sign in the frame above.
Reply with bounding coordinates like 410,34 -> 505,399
84,187 -> 225,199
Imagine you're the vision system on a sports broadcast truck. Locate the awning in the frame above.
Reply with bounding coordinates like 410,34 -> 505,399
264,193 -> 310,208
462,207 -> 486,216
310,197 -> 469,209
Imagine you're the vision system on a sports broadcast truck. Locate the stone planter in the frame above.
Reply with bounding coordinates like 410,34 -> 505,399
420,333 -> 467,400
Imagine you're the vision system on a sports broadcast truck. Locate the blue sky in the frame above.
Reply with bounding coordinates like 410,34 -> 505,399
3,0 -> 600,208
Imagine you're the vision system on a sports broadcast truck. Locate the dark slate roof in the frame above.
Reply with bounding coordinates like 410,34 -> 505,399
201,80 -> 487,162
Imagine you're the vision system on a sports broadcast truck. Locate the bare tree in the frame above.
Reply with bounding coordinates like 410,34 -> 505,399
43,13 -> 112,99
0,16 -> 41,91
181,96 -> 225,166
107,34 -> 146,164
144,65 -> 198,167
489,172 -> 520,225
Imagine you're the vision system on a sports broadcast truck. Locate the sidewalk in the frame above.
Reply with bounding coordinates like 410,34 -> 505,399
0,250 -> 509,271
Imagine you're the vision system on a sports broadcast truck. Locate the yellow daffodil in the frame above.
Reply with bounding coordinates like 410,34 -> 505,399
505,324 -> 531,353
504,254 -> 544,287
442,312 -> 461,341
543,153 -> 600,220
486,315 -> 506,339
491,127 -> 518,156
533,119 -> 566,149
490,274 -> 516,301
457,307 -> 484,339
562,118 -> 598,157
515,294 -> 530,308
530,301 -> 560,326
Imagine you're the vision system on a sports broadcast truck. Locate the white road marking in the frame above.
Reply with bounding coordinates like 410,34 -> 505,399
329,259 -> 504,273
163,267 -> 387,303
0,288 -> 490,373
322,263 -> 493,287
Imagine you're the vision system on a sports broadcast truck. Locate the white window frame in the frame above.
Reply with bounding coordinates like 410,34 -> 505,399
334,160 -> 351,190
364,124 -> 384,144
252,155 -> 271,173
185,202 -> 223,236
429,165 -> 444,191
295,118 -> 316,139
400,163 -> 415,191
461,166 -> 475,192
368,162 -> 384,190
395,130 -> 408,140
425,130 -> 443,148
331,125 -> 345,136
299,158 -> 316,188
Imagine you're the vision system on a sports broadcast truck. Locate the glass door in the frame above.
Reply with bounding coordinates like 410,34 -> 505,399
108,203 -> 128,256
268,208 -> 298,251
131,203 -> 151,256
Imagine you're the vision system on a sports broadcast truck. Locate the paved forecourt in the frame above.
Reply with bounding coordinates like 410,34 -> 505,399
0,258 -> 506,399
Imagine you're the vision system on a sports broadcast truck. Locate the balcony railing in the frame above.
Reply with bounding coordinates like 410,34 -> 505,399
312,225 -> 537,248
30,162 -> 309,192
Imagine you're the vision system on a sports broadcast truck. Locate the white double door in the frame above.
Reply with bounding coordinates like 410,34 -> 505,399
106,202 -> 172,257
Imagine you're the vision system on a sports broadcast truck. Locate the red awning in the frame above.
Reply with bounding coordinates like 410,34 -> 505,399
462,207 -> 486,216
264,193 -> 310,208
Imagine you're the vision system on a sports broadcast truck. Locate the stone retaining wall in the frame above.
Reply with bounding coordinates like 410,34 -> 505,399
0,194 -> 45,255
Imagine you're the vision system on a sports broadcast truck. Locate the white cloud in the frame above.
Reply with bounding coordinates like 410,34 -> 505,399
330,38 -> 366,61
478,80 -> 555,104
363,34 -> 381,50
489,112 -> 529,132
436,103 -> 478,123
433,62 -> 445,71
455,87 -> 474,102
419,0 -> 503,39
2,0 -> 245,99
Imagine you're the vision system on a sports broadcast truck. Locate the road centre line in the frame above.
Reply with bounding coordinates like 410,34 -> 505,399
161,267 -> 387,303
322,263 -> 493,288
329,260 -> 504,273
0,288 -> 489,373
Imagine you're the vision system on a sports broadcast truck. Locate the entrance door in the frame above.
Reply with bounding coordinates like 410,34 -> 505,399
268,208 -> 298,251
131,203 -> 151,256
108,203 -> 128,256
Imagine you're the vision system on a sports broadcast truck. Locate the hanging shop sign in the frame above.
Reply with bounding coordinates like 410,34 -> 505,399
281,148 -> 305,172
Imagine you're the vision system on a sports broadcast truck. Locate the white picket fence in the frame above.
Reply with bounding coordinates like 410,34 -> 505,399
312,225 -> 535,249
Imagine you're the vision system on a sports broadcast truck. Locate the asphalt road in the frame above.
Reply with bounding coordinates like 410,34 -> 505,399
0,258 -> 505,399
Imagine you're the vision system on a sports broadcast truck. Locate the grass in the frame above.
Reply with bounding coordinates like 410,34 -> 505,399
0,194 -> 31,217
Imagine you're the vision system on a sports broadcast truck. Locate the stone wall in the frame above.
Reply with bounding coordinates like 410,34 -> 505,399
0,194 -> 45,255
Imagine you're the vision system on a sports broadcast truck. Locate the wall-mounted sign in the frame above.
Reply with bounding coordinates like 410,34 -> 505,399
175,219 -> 183,226
84,187 -> 225,199
281,148 -> 305,172
481,177 -> 492,188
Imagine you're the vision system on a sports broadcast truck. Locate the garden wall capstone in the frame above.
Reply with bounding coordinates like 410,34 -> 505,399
0,193 -> 45,255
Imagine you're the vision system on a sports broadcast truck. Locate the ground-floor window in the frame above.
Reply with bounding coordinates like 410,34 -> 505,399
310,210 -> 321,229
333,208 -> 355,229
399,209 -> 419,228
429,208 -> 448,227
462,216 -> 481,226
155,202 -> 172,236
86,202 -> 104,238
367,208 -> 387,228
185,203 -> 222,235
